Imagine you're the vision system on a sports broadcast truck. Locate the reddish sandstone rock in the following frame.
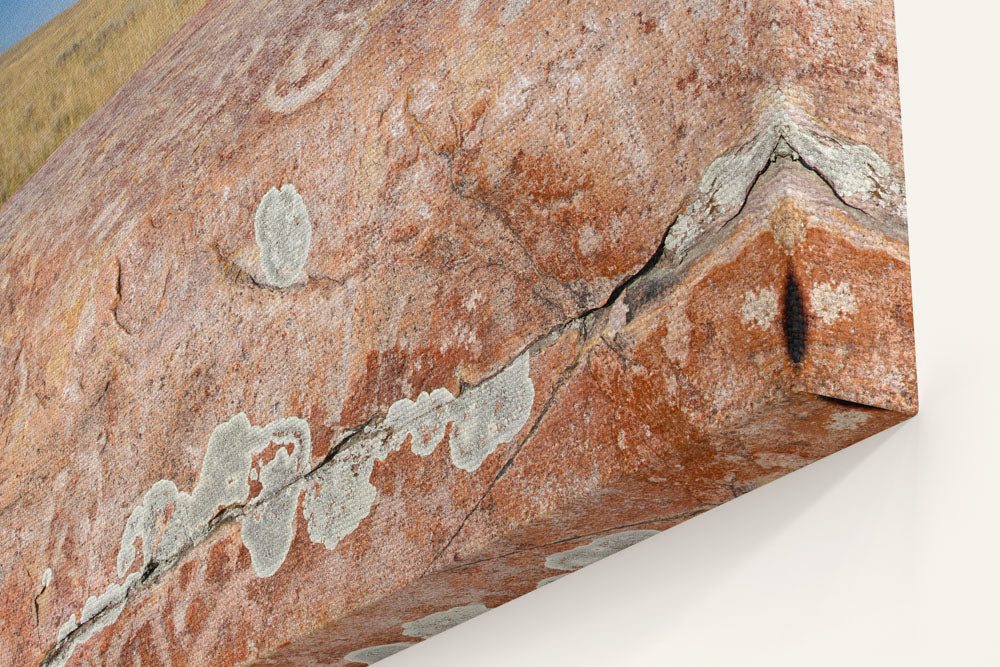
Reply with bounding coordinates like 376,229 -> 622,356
0,0 -> 914,664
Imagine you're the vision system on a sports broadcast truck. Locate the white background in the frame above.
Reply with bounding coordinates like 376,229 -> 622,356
391,3 -> 1000,665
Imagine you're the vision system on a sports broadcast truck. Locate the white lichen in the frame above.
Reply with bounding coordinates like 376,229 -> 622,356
49,572 -> 141,667
401,603 -> 488,639
500,0 -> 531,25
54,414 -> 311,665
115,414 -> 312,580
52,352 -> 534,662
828,410 -> 871,431
810,281 -> 858,325
303,352 -> 534,550
300,437 -> 381,550
342,603 -> 488,664
117,480 -> 192,579
544,529 -> 659,571
56,616 -> 77,643
739,287 -> 778,330
254,184 -> 312,288
664,92 -> 901,258
344,642 -> 416,665
239,444 -> 309,578
535,573 -> 567,589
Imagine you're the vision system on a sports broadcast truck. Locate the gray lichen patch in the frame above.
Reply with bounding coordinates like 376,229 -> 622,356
239,472 -> 303,578
401,603 -> 488,638
383,387 -> 456,458
254,184 -> 312,288
303,352 -> 534,550
447,352 -> 534,472
382,351 -> 535,472
535,573 -> 567,589
238,421 -> 315,576
301,440 -> 380,550
739,287 -> 779,330
114,414 -> 313,582
810,281 -> 858,325
51,414 -> 311,665
117,480 -> 193,579
343,642 -> 416,665
544,529 -> 660,571
49,572 -> 141,667
49,352 -> 533,662
56,616 -> 77,643
341,603 -> 488,664
664,91 -> 903,260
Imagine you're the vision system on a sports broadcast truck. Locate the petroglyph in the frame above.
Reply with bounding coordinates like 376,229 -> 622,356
263,9 -> 369,114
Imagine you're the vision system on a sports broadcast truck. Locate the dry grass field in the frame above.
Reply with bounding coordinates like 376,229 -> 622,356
0,0 -> 208,205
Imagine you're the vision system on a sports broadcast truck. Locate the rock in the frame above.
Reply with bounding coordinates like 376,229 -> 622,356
0,0 -> 915,664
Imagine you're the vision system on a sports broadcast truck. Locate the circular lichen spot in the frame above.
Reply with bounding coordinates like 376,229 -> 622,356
254,184 -> 311,288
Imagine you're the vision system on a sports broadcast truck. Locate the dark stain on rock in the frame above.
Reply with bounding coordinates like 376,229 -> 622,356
783,268 -> 806,364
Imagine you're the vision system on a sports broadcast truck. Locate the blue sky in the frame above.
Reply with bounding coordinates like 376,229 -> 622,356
0,0 -> 78,54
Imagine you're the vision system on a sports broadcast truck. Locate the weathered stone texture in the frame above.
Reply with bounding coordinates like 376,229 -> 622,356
0,0 -> 914,664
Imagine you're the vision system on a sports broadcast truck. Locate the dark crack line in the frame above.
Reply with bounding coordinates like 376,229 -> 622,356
411,132 -> 874,580
40,500 -> 243,665
43,420 -> 375,663
110,257 -> 136,335
431,504 -> 719,577
420,331 -> 588,577
458,191 -> 572,315
664,134 -> 897,276
33,585 -> 44,627
728,144 -> 782,224
782,136 -> 879,219
40,111 -> 896,664
306,412 -> 382,477
39,330 -> 582,663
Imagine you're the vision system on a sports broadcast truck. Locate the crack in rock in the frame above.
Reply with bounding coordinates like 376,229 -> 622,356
663,92 -> 903,260
45,414 -> 312,665
45,354 -> 534,665
302,351 -> 534,549
41,93 -> 899,665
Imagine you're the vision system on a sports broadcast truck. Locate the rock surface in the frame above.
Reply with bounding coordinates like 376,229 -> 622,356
0,0 -> 915,664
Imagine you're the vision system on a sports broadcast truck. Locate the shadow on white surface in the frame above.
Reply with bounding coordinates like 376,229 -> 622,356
385,422 -> 924,666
